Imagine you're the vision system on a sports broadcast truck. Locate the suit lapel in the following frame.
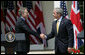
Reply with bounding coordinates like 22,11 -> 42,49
54,21 -> 57,35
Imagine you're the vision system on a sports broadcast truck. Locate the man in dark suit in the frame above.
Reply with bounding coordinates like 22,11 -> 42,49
40,8 -> 74,54
15,7 -> 41,54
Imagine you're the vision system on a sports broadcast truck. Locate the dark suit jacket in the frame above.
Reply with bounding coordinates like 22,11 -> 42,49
15,17 -> 40,52
46,17 -> 74,53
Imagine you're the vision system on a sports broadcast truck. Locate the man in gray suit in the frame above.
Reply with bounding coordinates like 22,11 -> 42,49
15,7 -> 41,54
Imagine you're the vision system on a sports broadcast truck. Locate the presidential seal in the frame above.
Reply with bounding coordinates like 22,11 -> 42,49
5,32 -> 15,42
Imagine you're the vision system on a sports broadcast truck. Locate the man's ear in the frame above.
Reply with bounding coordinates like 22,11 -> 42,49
21,11 -> 23,15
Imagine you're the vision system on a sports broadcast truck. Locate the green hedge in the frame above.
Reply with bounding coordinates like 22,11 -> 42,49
78,45 -> 84,53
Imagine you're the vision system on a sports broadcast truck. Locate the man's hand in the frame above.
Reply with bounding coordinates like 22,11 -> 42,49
67,47 -> 72,53
40,34 -> 45,39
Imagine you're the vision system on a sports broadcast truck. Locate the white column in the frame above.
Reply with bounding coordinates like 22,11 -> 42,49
54,1 -> 60,8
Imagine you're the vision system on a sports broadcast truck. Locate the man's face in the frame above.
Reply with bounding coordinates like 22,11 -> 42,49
22,9 -> 28,18
53,9 -> 60,19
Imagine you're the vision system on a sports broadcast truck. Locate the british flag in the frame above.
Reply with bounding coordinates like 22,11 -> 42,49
70,1 -> 83,49
1,6 -> 5,35
34,1 -> 47,47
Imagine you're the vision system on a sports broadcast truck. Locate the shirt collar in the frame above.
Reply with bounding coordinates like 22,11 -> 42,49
20,16 -> 25,21
58,16 -> 62,22
54,16 -> 63,22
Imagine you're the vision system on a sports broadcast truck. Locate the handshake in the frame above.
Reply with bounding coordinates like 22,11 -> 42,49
40,33 -> 46,39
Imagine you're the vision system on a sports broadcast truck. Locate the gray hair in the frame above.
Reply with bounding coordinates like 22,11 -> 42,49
18,7 -> 28,16
55,8 -> 63,16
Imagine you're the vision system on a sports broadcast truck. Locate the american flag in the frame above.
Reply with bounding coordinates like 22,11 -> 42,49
70,1 -> 83,49
17,1 -> 23,18
6,1 -> 16,33
24,1 -> 42,44
60,1 -> 69,19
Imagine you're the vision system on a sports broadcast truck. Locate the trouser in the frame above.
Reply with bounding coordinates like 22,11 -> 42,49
55,43 -> 68,54
55,47 -> 68,54
5,47 -> 15,54
16,51 -> 27,54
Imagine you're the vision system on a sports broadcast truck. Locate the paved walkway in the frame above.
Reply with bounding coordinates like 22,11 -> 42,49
28,50 -> 55,54
1,50 -> 84,54
1,50 -> 55,54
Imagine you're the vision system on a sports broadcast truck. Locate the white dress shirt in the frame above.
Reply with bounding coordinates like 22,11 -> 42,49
54,16 -> 63,28
21,16 -> 25,21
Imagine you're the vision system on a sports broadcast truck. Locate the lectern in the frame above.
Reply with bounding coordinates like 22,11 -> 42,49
1,33 -> 25,54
